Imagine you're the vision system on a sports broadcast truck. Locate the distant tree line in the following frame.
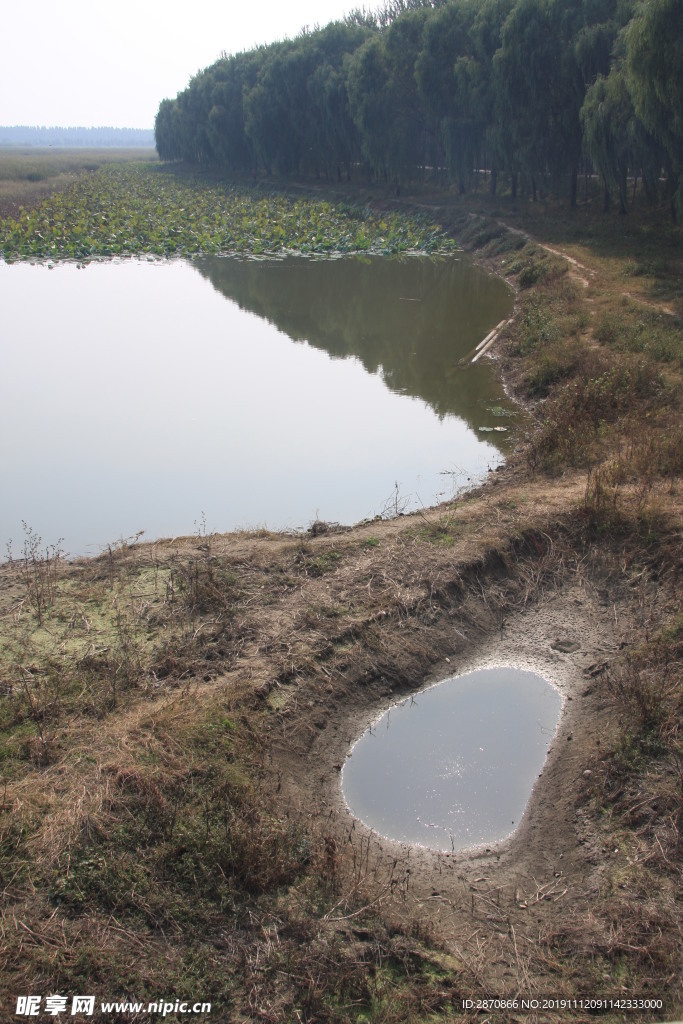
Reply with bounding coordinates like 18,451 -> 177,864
155,0 -> 682,218
0,126 -> 155,148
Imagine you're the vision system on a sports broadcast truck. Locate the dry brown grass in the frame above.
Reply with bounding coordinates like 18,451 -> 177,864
0,148 -> 156,220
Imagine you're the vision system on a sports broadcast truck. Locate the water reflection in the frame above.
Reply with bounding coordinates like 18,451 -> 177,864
194,254 -> 516,432
1,255 -> 517,555
341,667 -> 562,852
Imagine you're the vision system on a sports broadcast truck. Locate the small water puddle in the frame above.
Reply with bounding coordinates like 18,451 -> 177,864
341,667 -> 562,852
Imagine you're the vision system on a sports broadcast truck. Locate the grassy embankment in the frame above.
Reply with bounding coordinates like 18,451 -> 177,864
0,154 -> 681,1023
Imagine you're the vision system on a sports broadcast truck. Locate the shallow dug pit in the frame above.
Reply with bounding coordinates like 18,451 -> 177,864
341,667 -> 562,853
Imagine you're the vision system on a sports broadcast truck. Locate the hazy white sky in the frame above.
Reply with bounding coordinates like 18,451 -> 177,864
0,0 -> 361,129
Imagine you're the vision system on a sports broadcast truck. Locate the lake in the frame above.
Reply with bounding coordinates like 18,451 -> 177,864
0,254 -> 516,557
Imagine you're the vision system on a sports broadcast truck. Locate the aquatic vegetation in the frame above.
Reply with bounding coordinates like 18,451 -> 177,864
0,164 -> 456,262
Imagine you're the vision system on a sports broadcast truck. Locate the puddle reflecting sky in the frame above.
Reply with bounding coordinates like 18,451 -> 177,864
342,667 -> 562,852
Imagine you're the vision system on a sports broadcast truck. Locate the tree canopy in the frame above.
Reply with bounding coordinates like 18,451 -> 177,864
154,0 -> 682,216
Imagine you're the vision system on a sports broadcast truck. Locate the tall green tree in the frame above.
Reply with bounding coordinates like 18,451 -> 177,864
153,0 -> 676,223
416,0 -> 479,190
493,0 -> 557,198
205,53 -> 260,174
305,22 -> 372,179
154,98 -> 181,161
624,0 -> 683,218
494,0 -> 587,204
346,36 -> 398,181
582,70 -> 635,211
469,0 -> 514,194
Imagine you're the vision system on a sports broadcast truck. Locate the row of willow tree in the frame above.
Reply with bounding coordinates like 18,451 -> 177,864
154,0 -> 682,216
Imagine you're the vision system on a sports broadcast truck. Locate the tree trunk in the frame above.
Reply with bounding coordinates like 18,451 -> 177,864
570,165 -> 578,208
669,170 -> 679,223
618,164 -> 628,214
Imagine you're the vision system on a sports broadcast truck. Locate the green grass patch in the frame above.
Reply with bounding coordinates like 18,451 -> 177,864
411,514 -> 459,547
595,306 -> 682,366
300,549 -> 344,577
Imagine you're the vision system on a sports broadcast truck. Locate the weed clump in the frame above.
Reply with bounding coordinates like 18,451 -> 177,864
172,552 -> 239,615
529,353 -> 666,473
6,522 -> 63,626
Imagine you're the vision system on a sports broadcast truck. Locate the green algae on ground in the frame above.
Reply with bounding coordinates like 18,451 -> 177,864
0,164 -> 456,261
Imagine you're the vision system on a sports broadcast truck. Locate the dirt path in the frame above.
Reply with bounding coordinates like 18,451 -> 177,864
473,211 -> 680,318
479,215 -> 595,289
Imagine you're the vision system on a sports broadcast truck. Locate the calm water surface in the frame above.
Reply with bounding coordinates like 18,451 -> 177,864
1,255 -> 516,555
342,667 -> 562,852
